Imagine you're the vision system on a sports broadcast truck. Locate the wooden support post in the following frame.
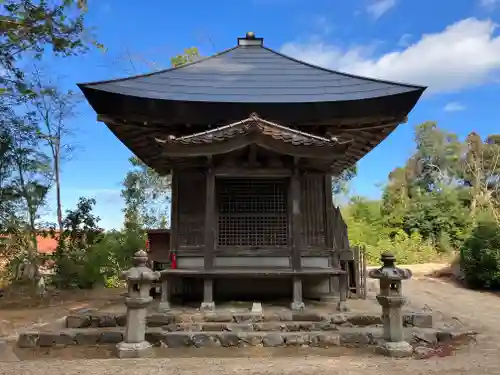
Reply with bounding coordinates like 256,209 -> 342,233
202,279 -> 214,310
324,175 -> 339,300
201,163 -> 216,311
291,163 -> 302,271
290,161 -> 305,311
337,272 -> 349,312
204,165 -> 215,271
170,170 -> 179,258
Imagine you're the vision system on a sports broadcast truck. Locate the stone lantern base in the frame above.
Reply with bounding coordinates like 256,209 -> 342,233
116,341 -> 153,359
374,341 -> 413,358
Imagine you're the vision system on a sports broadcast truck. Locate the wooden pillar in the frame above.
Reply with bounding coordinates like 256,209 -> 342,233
290,161 -> 305,311
337,272 -> 348,311
324,175 -> 340,299
291,164 -> 302,271
159,170 -> 177,312
204,165 -> 215,271
201,163 -> 216,311
169,170 -> 179,258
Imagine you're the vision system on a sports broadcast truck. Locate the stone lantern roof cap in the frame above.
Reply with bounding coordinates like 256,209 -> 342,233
121,250 -> 160,282
368,251 -> 412,281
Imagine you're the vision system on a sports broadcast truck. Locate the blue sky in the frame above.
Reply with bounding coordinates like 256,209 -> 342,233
41,0 -> 500,230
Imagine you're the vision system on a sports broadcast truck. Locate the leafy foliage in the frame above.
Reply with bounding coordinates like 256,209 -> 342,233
170,47 -> 200,67
345,121 -> 500,277
51,197 -> 143,289
460,218 -> 500,289
121,156 -> 171,230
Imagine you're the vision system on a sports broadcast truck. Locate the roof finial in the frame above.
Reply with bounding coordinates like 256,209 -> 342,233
238,32 -> 263,46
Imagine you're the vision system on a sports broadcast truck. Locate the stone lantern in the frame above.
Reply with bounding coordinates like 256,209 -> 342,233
369,252 -> 413,357
116,250 -> 160,359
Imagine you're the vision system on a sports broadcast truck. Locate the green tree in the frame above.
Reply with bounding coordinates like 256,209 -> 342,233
170,47 -> 200,67
1,0 -> 98,95
121,156 -> 171,230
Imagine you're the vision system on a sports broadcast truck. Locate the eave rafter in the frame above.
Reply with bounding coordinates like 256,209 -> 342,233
98,113 -> 406,175
152,114 -> 353,159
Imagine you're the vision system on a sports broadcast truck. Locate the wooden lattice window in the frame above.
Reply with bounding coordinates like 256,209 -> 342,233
217,178 -> 288,247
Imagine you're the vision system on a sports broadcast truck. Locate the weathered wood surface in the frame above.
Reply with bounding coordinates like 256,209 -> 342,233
159,268 -> 346,278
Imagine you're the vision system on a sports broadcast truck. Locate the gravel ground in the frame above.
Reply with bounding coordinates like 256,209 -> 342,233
2,275 -> 499,375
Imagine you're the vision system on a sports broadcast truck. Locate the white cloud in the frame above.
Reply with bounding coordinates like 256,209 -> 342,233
280,18 -> 500,94
398,33 -> 412,47
366,0 -> 397,19
443,102 -> 466,112
479,0 -> 499,10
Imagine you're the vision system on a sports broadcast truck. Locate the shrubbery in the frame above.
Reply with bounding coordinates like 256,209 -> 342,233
460,219 -> 500,289
50,198 -> 145,289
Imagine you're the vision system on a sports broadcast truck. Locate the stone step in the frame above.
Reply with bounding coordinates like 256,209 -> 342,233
162,321 -> 342,332
65,311 -> 432,329
18,326 -> 448,349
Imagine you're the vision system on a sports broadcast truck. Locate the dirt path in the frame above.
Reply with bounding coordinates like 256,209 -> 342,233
0,288 -> 124,339
406,276 -> 500,333
2,274 -> 500,374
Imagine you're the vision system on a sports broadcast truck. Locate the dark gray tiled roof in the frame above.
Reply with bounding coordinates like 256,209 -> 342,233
80,44 -> 424,104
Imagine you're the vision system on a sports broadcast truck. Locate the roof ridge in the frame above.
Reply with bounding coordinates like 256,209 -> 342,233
261,46 -> 427,91
77,46 -> 240,88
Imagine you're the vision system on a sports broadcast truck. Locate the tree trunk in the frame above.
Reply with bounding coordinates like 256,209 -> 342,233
54,140 -> 63,234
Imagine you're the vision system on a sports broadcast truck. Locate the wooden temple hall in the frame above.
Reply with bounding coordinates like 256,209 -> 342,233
78,32 -> 425,311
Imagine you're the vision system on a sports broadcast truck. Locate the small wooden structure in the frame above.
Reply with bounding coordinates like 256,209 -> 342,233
79,32 -> 424,310
146,229 -> 171,269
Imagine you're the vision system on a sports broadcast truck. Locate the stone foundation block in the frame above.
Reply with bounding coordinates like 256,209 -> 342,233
225,323 -> 254,332
94,314 -> 117,328
347,315 -> 382,326
74,330 -> 101,345
190,333 -> 220,348
339,330 -> 373,345
200,323 -> 225,332
147,314 -> 176,327
262,333 -> 284,347
116,341 -> 153,359
145,329 -> 168,345
100,331 -> 123,344
283,333 -> 310,346
291,312 -> 324,322
263,311 -> 293,322
317,332 -> 341,347
38,332 -> 75,347
254,322 -> 283,332
330,314 -> 348,325
66,315 -> 91,329
375,341 -> 414,358
233,312 -> 263,323
164,332 -> 192,347
203,312 -> 233,323
218,332 -> 240,347
17,333 -> 39,348
237,332 -> 263,346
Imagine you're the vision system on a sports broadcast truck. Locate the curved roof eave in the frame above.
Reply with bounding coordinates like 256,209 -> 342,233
77,38 -> 426,105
